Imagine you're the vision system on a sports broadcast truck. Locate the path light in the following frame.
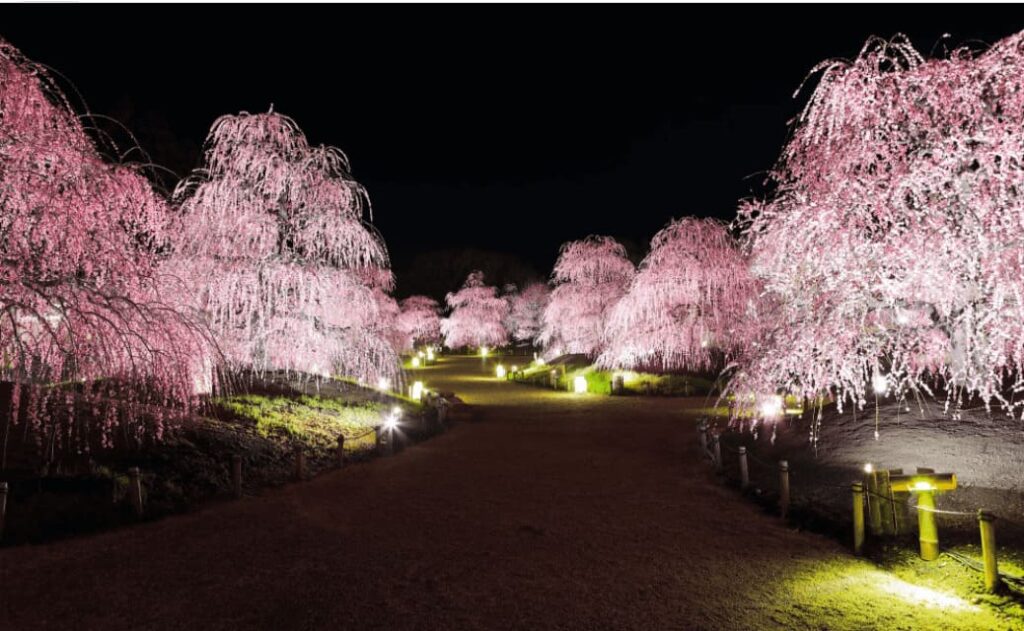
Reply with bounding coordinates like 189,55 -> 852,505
411,356 -> 421,368
426,348 -> 435,361
510,365 -> 518,372
535,357 -> 546,366
573,375 -> 587,394
377,377 -> 390,391
480,346 -> 489,358
496,364 -> 506,379
384,406 -> 401,430
890,472 -> 958,560
759,395 -> 783,419
864,463 -> 873,474
411,381 -> 424,400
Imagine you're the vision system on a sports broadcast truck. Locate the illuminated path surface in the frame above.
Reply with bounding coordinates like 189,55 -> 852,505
0,357 -> 1007,629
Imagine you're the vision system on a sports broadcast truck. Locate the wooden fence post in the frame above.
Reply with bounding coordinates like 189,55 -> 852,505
712,431 -> 722,473
293,446 -> 306,481
337,435 -> 346,468
738,447 -> 749,490
697,420 -> 708,455
979,510 -> 1000,593
852,482 -> 865,555
128,467 -> 143,517
778,460 -> 790,519
437,401 -> 448,430
866,470 -> 882,536
391,425 -> 404,454
0,481 -> 7,541
231,455 -> 243,499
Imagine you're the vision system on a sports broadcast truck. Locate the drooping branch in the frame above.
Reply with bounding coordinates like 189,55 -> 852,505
0,38 -> 216,444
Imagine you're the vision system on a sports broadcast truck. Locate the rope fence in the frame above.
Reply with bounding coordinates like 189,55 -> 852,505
693,417 -> 1021,595
0,391 -> 454,543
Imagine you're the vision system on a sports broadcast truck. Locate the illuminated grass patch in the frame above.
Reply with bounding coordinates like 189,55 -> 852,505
216,394 -> 410,453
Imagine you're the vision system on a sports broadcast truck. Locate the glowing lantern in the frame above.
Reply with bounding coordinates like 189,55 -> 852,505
872,373 -> 888,395
535,357 -> 546,366
496,364 -> 507,379
864,463 -> 873,474
411,381 -> 424,400
510,365 -> 518,372
759,395 -> 783,419
426,348 -> 435,361
411,356 -> 421,368
384,406 -> 401,430
480,346 -> 489,358
417,351 -> 425,359
573,375 -> 587,394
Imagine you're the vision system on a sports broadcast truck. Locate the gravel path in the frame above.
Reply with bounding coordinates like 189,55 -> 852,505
0,357 -> 1009,630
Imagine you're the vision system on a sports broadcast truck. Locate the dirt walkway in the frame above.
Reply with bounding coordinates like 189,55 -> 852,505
0,357 -> 1009,630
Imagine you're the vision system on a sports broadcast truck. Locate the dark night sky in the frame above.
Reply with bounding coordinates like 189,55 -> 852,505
3,5 -> 1022,294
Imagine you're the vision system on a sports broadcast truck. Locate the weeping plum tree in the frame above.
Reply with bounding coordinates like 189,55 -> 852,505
396,295 -> 442,351
441,271 -> 509,350
539,236 -> 634,358
734,31 -> 1024,415
371,288 -> 407,355
0,39 -> 213,446
598,218 -> 757,373
172,110 -> 400,385
505,282 -> 550,346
